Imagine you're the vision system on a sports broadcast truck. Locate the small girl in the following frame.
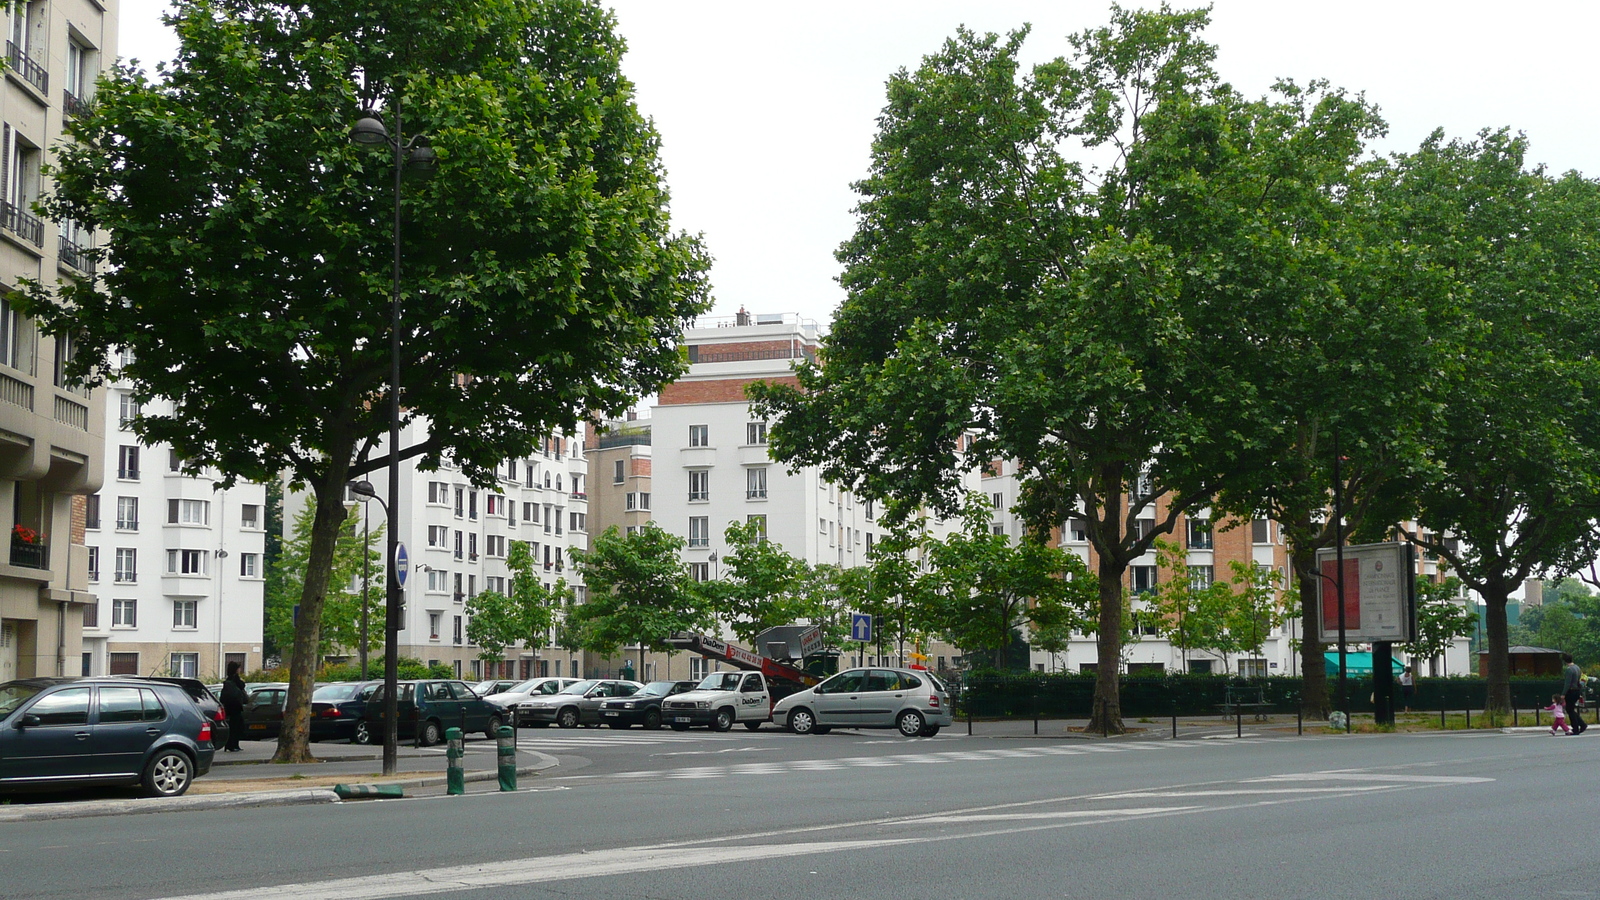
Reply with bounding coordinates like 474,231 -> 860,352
1544,694 -> 1570,735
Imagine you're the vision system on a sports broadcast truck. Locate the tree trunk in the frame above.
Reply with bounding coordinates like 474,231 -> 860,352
272,458 -> 353,763
1291,543 -> 1329,719
1085,553 -> 1125,735
1481,586 -> 1511,716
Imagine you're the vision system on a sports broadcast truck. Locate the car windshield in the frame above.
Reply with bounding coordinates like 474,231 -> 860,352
313,684 -> 362,701
557,680 -> 599,696
696,673 -> 744,692
636,682 -> 678,697
503,679 -> 543,694
471,681 -> 501,695
0,681 -> 44,716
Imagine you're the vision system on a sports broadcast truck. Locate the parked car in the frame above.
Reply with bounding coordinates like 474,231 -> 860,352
363,680 -> 506,746
113,675 -> 230,751
237,683 -> 290,740
470,679 -> 520,699
598,680 -> 699,729
515,680 -> 643,729
772,667 -> 953,737
482,678 -> 582,724
310,682 -> 379,743
0,676 -> 215,797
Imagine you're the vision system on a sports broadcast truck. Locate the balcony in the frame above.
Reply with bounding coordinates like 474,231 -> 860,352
62,89 -> 88,118
1,199 -> 43,248
10,538 -> 48,570
5,41 -> 48,93
59,235 -> 95,273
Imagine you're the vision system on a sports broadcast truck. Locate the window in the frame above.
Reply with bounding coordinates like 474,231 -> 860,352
1069,518 -> 1089,542
569,511 -> 585,532
112,598 -> 137,628
486,534 -> 506,558
239,553 -> 259,577
613,459 -> 625,484
428,525 -> 448,548
1187,517 -> 1213,550
85,494 -> 100,530
1238,658 -> 1267,678
167,498 -> 210,525
167,549 -> 209,575
241,504 -> 260,529
87,546 -> 99,582
506,500 -> 516,527
485,576 -> 505,593
454,572 -> 464,602
453,615 -> 463,645
429,612 -> 441,641
747,467 -> 767,500
524,502 -> 536,523
690,562 -> 710,582
117,392 -> 139,428
626,492 -> 637,510
554,509 -> 563,535
469,491 -> 478,520
454,487 -> 464,518
746,422 -> 767,445
1252,519 -> 1270,544
454,530 -> 464,560
173,600 -> 197,629
428,481 -> 449,504
2,124 -> 43,250
1131,565 -> 1157,595
1190,565 -> 1214,589
486,494 -> 504,517
428,569 -> 450,593
1132,518 -> 1154,540
168,449 -> 183,473
689,424 -> 709,447
638,492 -> 650,510
688,516 -> 710,548
116,496 -> 139,530
865,532 -> 875,553
114,548 -> 137,583
991,492 -> 1004,509
688,470 -> 709,502
747,515 -> 767,542
117,445 -> 140,480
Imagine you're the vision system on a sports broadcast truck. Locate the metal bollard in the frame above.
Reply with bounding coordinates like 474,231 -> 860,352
1236,707 -> 1242,738
445,727 -> 465,796
1172,714 -> 1177,740
497,726 -> 517,792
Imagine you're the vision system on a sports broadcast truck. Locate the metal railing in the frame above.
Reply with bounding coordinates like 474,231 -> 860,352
5,41 -> 48,93
58,235 -> 95,273
10,539 -> 48,570
1,199 -> 43,247
62,89 -> 88,118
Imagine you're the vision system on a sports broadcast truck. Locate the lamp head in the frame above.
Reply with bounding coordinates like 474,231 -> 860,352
347,480 -> 378,499
406,138 -> 438,179
350,111 -> 390,146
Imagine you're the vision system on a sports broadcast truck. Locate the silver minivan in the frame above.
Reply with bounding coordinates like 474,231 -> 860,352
773,667 -> 953,737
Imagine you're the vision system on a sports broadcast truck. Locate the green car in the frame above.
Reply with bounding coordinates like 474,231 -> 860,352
363,680 -> 505,746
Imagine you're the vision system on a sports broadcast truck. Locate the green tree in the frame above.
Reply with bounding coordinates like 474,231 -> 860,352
717,520 -> 820,645
751,7 -> 1384,731
1219,560 -> 1288,671
1402,577 -> 1478,672
264,498 -> 382,663
23,0 -> 710,762
568,524 -> 713,671
464,542 -> 567,665
1148,539 -> 1232,670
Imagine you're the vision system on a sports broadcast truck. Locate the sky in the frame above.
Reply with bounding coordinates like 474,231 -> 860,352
117,1 -> 1600,329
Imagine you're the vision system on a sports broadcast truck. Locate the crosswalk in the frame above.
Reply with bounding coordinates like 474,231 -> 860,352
451,728 -> 752,752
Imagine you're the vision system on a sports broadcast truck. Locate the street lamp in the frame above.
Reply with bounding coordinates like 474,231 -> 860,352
351,100 -> 435,777
346,480 -> 387,682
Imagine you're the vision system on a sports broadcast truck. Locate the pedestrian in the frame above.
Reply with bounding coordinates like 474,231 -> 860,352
220,661 -> 247,752
1543,694 -> 1570,736
1400,666 -> 1415,713
1563,653 -> 1587,735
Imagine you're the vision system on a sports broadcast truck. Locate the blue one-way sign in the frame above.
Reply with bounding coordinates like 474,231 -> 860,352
850,612 -> 873,643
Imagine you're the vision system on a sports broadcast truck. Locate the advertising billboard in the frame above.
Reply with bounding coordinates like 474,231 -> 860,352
1314,541 -> 1417,644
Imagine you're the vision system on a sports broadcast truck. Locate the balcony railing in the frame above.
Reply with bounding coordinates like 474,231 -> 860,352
59,235 -> 95,273
1,199 -> 43,248
10,538 -> 48,570
5,41 -> 48,93
62,89 -> 88,118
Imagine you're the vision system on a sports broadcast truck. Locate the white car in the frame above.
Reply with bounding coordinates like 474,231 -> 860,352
484,678 -> 582,717
773,667 -> 953,737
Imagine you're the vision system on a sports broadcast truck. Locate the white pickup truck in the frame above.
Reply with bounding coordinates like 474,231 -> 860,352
660,671 -> 775,732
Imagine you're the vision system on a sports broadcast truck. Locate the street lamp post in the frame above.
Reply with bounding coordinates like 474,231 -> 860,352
351,99 -> 435,776
349,488 -> 376,681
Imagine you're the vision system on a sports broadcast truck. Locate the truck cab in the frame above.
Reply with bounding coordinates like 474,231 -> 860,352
661,671 -> 771,731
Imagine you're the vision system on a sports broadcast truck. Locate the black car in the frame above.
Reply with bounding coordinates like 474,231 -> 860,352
238,682 -> 378,742
598,680 -> 699,729
0,676 -> 215,797
363,680 -> 506,746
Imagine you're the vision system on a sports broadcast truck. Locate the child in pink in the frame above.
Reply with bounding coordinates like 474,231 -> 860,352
1544,694 -> 1570,735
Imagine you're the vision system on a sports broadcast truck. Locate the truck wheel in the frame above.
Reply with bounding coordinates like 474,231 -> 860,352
557,707 -> 580,729
713,708 -> 734,732
644,709 -> 662,730
896,710 -> 926,738
670,722 -> 690,731
744,720 -> 762,731
787,708 -> 816,735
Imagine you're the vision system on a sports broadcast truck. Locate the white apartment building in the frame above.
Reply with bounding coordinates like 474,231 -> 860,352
0,0 -> 112,681
290,420 -> 593,681
83,382 -> 267,679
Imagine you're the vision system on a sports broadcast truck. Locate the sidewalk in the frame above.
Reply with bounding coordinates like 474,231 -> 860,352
0,736 -> 558,824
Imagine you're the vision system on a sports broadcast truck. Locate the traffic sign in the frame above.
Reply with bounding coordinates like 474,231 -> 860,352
394,542 -> 409,588
850,612 -> 872,643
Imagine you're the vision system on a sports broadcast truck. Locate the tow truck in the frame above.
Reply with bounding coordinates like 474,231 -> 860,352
659,631 -> 821,731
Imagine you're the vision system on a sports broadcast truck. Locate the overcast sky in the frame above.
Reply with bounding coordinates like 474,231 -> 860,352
117,1 -> 1600,329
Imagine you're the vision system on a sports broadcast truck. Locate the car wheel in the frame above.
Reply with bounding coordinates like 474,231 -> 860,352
788,708 -> 816,735
713,708 -> 735,732
744,720 -> 762,731
353,720 -> 373,745
644,709 -> 662,730
557,707 -> 580,729
142,749 -> 193,798
919,724 -> 941,737
896,710 -> 925,738
670,722 -> 690,731
484,714 -> 503,740
421,719 -> 443,747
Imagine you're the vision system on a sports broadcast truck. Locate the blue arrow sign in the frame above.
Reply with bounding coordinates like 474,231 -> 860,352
850,613 -> 872,643
394,542 -> 409,588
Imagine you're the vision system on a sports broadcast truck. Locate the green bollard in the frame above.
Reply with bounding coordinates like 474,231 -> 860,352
497,725 -> 517,792
445,727 -> 465,796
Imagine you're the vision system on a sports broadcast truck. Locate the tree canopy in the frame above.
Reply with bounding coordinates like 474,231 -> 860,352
567,524 -> 714,669
464,541 -> 567,663
23,0 -> 710,761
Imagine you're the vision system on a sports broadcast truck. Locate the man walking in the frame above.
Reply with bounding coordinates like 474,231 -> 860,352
1563,653 -> 1587,735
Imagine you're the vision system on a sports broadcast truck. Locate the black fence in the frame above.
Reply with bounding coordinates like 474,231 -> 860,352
950,673 -> 1565,719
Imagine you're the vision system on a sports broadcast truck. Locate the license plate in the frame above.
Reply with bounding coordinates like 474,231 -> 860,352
675,716 -> 691,723
603,711 -> 618,716
249,724 -> 266,730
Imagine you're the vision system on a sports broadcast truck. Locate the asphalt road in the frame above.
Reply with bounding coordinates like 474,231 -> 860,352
1,725 -> 1574,900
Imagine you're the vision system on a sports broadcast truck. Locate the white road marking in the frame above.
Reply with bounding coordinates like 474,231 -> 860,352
914,807 -> 1197,824
1246,772 -> 1494,784
1105,787 -> 1398,798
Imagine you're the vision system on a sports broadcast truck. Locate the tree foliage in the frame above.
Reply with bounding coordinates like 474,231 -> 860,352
716,520 -> 822,646
21,0 -> 710,761
464,541 -> 567,661
264,498 -> 381,662
1403,576 -> 1478,667
567,524 -> 713,667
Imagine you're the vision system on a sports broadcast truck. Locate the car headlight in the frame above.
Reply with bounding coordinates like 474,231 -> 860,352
695,701 -> 710,710
622,702 -> 636,709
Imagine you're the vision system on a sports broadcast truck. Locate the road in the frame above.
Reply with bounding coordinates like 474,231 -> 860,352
1,724 -> 1570,900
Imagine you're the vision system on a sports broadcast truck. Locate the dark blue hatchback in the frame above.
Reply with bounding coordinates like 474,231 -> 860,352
0,676 -> 215,797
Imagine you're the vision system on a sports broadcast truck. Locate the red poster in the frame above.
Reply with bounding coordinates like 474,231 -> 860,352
1320,558 -> 1361,632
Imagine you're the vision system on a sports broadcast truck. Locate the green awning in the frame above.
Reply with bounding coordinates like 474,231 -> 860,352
1323,652 -> 1406,677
